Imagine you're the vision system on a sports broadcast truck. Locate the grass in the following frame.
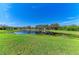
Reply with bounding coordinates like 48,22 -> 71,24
0,30 -> 79,54
48,30 -> 79,36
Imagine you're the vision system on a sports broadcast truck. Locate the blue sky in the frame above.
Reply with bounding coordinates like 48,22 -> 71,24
0,3 -> 79,26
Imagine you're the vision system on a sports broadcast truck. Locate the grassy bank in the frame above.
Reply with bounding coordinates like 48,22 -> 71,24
0,33 -> 79,54
0,30 -> 79,54
48,30 -> 79,36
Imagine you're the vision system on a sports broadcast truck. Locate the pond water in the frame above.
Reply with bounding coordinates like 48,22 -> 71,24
9,30 -> 46,34
8,30 -> 67,36
10,30 -> 55,35
13,31 -> 37,34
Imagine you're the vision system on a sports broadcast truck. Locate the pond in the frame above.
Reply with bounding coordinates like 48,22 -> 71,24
12,31 -> 37,34
8,30 -> 70,36
11,31 -> 42,34
10,30 -> 56,35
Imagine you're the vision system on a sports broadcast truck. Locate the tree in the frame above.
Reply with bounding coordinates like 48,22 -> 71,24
49,23 -> 60,30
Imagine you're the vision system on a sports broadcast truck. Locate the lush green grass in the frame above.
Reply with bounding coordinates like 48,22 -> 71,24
0,30 -> 21,33
48,30 -> 79,35
0,30 -> 79,54
0,34 -> 79,54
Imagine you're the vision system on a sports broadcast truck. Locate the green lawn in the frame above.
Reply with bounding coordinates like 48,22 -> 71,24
0,30 -> 79,54
48,30 -> 79,36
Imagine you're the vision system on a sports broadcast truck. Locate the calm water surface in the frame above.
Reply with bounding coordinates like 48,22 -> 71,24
14,31 -> 36,34
10,30 -> 54,35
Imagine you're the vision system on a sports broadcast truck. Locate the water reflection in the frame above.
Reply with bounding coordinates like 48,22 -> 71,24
14,31 -> 36,34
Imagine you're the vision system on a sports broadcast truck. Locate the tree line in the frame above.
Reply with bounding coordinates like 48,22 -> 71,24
0,23 -> 79,31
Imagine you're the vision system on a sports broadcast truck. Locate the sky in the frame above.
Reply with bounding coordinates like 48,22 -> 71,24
0,3 -> 79,26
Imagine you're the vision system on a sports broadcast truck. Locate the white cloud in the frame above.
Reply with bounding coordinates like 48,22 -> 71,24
61,16 -> 79,25
67,17 -> 76,19
0,3 -> 11,20
0,3 -> 16,26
